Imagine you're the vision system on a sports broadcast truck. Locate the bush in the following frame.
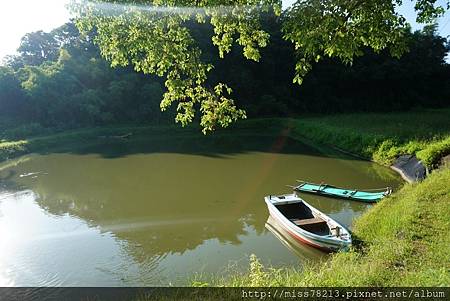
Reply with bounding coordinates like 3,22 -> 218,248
0,140 -> 28,161
417,136 -> 450,168
291,110 -> 450,169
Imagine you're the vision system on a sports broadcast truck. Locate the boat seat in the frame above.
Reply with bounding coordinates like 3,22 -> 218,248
290,217 -> 325,226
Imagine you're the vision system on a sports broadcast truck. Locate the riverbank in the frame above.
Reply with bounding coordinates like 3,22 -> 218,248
289,109 -> 450,171
2,109 -> 449,170
219,168 -> 450,286
214,110 -> 450,287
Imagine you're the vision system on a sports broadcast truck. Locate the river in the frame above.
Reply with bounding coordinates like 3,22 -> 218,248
0,133 -> 402,286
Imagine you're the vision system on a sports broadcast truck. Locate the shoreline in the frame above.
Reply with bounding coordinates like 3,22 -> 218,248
218,168 -> 450,287
0,118 -> 443,184
287,131 -> 417,184
0,117 -> 448,287
390,165 -> 414,183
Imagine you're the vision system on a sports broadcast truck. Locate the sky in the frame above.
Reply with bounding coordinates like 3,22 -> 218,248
0,0 -> 449,61
0,0 -> 71,60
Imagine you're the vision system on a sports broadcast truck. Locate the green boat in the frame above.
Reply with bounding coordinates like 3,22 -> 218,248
293,181 -> 392,203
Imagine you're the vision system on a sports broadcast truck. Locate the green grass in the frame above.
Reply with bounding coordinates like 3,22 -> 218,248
291,109 -> 450,168
0,140 -> 28,161
215,169 -> 450,287
298,109 -> 450,139
417,136 -> 450,169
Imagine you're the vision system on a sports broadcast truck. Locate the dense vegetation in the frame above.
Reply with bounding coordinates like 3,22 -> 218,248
0,22 -> 169,137
1,17 -> 449,139
71,0 -> 449,131
218,168 -> 450,286
290,109 -> 450,168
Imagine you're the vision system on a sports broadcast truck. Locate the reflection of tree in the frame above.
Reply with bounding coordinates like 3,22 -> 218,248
73,133 -> 321,158
34,189 -> 254,257
3,134 -> 399,270
7,145 -> 277,260
361,164 -> 403,184
296,193 -> 369,216
3,133 -> 321,264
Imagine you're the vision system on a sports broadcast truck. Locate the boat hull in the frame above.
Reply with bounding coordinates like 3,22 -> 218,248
265,195 -> 351,252
267,207 -> 343,252
294,182 -> 390,203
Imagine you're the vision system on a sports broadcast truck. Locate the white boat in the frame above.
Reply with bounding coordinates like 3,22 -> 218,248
264,194 -> 352,252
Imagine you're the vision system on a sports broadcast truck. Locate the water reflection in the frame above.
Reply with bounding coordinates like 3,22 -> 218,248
0,135 -> 402,286
265,216 -> 326,261
0,190 -> 141,286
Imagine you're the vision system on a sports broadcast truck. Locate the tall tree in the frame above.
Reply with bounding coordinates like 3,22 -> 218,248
1,20 -> 448,132
71,1 -> 283,132
0,67 -> 27,119
17,31 -> 60,66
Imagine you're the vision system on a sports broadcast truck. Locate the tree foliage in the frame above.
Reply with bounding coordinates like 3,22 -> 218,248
1,24 -> 168,132
0,18 -> 449,138
0,67 -> 27,120
283,0 -> 449,85
283,0 -> 407,84
69,0 -> 448,131
71,0 -> 283,132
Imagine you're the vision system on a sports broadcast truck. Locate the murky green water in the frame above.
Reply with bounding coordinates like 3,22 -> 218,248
0,134 -> 402,286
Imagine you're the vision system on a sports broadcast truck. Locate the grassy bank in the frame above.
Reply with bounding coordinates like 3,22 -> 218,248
291,109 -> 450,169
212,109 -> 450,287
2,109 -> 449,168
217,168 -> 450,286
